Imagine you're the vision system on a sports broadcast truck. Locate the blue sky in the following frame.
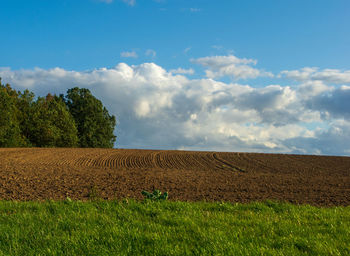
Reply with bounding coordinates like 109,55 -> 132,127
1,0 -> 350,155
2,0 -> 349,71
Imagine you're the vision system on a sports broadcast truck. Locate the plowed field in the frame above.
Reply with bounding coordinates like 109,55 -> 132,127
1,148 -> 349,206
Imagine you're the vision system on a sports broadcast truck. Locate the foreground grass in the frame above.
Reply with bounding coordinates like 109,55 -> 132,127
0,200 -> 349,255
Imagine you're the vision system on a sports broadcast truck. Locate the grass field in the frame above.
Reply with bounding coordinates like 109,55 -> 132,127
0,200 -> 349,255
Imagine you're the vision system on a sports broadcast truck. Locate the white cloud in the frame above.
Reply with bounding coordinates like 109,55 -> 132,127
145,49 -> 157,58
121,51 -> 138,58
170,68 -> 194,75
122,0 -> 135,6
191,55 -> 273,80
280,67 -> 350,84
1,61 -> 350,156
305,85 -> 350,120
284,119 -> 350,155
297,81 -> 331,99
192,55 -> 257,67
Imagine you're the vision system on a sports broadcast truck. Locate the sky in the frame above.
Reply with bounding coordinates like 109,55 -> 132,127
1,0 -> 350,155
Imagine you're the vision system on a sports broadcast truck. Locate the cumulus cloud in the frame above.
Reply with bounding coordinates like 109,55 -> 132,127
121,51 -> 138,58
284,119 -> 350,155
191,55 -> 273,80
305,85 -> 350,120
1,61 -> 349,156
280,67 -> 350,84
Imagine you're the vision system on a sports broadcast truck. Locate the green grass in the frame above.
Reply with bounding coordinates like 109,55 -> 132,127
0,200 -> 349,255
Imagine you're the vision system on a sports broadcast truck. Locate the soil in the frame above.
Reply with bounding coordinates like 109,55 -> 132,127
0,148 -> 349,206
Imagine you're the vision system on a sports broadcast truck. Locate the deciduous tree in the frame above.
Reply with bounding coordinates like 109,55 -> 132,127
28,94 -> 79,147
65,87 -> 116,148
0,79 -> 27,147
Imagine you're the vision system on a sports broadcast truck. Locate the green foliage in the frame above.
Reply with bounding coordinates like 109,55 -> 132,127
0,78 -> 116,148
142,189 -> 169,201
65,87 -> 116,148
16,89 -> 36,146
26,94 -> 79,147
0,200 -> 349,255
0,80 -> 27,147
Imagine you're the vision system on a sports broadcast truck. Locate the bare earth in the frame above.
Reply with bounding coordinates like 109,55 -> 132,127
0,148 -> 349,206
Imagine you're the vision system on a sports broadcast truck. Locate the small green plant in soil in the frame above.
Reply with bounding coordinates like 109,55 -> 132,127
141,189 -> 168,201
88,185 -> 101,201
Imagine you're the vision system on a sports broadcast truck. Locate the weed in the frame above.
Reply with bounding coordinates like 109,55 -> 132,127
141,189 -> 168,201
88,185 -> 101,201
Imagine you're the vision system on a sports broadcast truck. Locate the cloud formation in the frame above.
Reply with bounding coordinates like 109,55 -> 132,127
191,55 -> 273,80
121,51 -> 138,58
170,68 -> 194,75
280,67 -> 350,84
1,59 -> 349,156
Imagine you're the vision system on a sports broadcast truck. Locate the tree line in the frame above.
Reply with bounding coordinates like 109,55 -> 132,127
0,78 -> 116,148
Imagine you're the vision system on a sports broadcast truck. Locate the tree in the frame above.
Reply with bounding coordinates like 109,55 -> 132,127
0,79 -> 115,148
65,87 -> 116,148
0,79 -> 27,147
28,94 -> 79,147
16,89 -> 35,146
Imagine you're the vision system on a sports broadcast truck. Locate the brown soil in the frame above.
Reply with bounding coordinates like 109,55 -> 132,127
0,148 -> 349,206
